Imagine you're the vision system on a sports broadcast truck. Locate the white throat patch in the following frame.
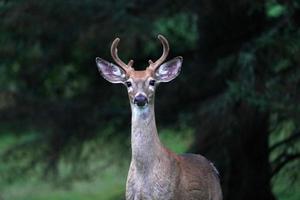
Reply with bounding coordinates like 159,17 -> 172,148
132,105 -> 150,121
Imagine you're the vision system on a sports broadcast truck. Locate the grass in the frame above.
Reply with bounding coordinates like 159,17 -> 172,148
1,162 -> 126,200
0,126 -> 299,200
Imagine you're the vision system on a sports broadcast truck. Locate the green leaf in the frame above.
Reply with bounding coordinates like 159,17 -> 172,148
267,3 -> 286,18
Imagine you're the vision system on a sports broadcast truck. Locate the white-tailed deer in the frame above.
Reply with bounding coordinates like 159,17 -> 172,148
96,35 -> 222,200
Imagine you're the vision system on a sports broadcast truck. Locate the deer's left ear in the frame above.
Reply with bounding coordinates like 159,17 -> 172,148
155,56 -> 183,83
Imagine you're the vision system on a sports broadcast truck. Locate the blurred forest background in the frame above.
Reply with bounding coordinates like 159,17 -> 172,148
0,0 -> 300,200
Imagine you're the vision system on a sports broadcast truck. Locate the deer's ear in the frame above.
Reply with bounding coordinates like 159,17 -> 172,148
96,57 -> 126,83
155,56 -> 183,82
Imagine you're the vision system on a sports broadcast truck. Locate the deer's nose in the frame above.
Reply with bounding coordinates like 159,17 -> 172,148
134,94 -> 148,107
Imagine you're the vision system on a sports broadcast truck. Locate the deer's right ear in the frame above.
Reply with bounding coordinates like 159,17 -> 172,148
96,57 -> 127,83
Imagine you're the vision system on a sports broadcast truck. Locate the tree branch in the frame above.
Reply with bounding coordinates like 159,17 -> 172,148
271,153 -> 300,177
269,131 -> 300,152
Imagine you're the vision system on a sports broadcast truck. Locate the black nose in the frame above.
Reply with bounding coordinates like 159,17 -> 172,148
134,94 -> 148,107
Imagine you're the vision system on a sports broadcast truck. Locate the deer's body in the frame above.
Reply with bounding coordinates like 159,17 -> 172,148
126,105 -> 222,200
96,35 -> 222,200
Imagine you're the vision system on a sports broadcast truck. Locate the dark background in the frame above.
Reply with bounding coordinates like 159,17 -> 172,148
0,0 -> 299,200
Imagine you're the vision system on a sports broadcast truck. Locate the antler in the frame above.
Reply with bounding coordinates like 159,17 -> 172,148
148,34 -> 170,70
111,38 -> 134,73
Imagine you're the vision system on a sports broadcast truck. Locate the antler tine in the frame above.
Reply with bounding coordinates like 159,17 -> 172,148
149,34 -> 170,70
110,38 -> 133,72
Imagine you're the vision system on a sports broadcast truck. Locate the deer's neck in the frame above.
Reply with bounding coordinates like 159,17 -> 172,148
130,104 -> 162,170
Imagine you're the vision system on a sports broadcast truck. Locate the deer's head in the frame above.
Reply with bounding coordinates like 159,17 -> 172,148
96,35 -> 182,108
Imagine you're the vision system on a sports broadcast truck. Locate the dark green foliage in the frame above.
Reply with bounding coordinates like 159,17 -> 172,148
0,0 -> 299,199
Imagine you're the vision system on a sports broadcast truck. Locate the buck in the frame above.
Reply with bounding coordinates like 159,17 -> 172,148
96,35 -> 222,200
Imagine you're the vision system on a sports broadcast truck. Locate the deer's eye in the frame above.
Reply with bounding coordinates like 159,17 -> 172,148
149,80 -> 156,86
125,81 -> 132,87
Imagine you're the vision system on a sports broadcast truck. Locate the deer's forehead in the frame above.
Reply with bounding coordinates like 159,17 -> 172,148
129,70 -> 153,80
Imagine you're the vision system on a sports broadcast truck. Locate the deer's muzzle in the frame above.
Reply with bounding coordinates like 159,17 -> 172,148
134,94 -> 148,107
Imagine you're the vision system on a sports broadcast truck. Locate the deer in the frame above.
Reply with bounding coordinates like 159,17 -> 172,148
95,35 -> 222,200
